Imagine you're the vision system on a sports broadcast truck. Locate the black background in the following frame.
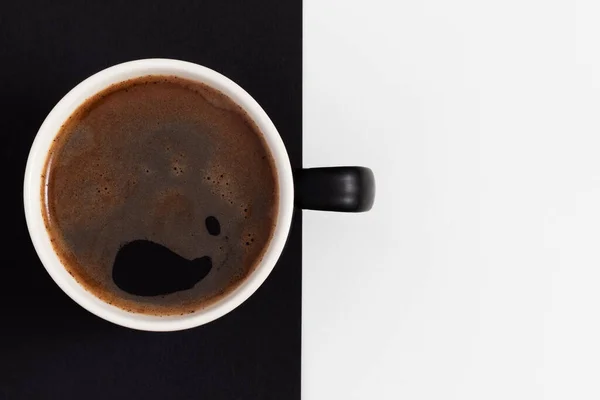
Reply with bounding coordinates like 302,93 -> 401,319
0,1 -> 301,399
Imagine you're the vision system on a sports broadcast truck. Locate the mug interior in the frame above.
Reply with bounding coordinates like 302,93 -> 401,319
23,59 -> 294,331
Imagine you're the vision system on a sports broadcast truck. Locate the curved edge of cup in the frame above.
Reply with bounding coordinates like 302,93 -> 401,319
23,59 -> 294,331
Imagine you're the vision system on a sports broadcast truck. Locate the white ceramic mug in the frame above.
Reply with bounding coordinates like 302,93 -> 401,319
23,59 -> 374,331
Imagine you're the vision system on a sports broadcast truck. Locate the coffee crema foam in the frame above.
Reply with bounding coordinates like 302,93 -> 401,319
41,75 -> 279,316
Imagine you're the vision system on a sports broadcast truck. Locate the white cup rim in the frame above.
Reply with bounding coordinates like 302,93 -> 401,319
23,59 -> 294,331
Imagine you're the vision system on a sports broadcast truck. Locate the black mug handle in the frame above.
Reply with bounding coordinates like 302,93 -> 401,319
294,167 -> 375,212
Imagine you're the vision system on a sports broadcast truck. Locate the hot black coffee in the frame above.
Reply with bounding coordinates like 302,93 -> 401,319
41,75 -> 279,316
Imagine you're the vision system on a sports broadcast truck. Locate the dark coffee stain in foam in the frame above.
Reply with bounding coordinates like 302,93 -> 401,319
41,75 -> 278,316
112,240 -> 213,296
205,216 -> 221,236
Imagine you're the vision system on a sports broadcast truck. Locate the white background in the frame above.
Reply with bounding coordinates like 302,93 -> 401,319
303,1 -> 600,399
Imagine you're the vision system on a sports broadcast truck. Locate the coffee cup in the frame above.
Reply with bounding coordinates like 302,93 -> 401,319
24,59 -> 374,331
